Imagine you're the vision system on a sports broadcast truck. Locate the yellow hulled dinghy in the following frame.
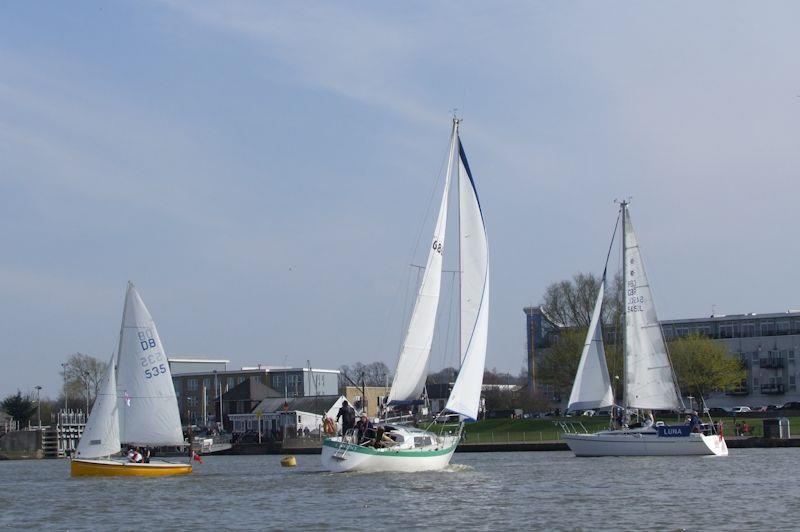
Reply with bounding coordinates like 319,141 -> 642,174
71,283 -> 192,477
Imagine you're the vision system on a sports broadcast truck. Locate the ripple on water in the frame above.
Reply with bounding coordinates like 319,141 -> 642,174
0,449 -> 798,530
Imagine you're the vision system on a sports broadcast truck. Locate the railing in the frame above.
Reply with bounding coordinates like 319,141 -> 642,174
725,387 -> 749,396
759,358 -> 785,369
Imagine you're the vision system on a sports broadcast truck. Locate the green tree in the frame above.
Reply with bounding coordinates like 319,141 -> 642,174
1,391 -> 37,425
668,334 -> 746,400
535,328 -> 586,397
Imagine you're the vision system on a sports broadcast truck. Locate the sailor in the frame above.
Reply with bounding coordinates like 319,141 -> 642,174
355,413 -> 373,444
127,448 -> 143,463
336,400 -> 356,438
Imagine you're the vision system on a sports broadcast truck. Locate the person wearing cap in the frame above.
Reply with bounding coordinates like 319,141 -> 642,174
355,413 -> 373,444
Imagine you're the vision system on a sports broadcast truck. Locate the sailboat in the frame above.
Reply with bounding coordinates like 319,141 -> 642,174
71,283 -> 192,476
320,118 -> 489,473
562,201 -> 727,457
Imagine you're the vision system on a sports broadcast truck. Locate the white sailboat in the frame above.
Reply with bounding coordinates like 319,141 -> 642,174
321,118 -> 489,473
562,201 -> 727,457
71,282 -> 192,476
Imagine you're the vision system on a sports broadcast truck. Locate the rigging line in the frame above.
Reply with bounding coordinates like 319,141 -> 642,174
602,210 -> 622,281
373,129 -> 453,365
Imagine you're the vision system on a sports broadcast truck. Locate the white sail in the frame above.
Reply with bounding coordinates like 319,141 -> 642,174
387,124 -> 456,405
567,280 -> 614,411
444,137 -> 489,421
623,206 -> 682,410
75,353 -> 120,459
117,283 -> 185,446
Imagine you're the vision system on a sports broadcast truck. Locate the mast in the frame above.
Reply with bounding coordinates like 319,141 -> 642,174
454,116 -> 462,366
620,200 -> 628,409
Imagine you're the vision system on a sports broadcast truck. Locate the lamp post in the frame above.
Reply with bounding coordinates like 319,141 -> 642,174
61,363 -> 68,410
83,371 -> 91,418
34,386 -> 42,430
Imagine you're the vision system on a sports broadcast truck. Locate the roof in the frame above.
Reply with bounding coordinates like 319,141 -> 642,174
218,379 -> 283,402
661,310 -> 800,326
168,357 -> 230,364
253,395 -> 342,415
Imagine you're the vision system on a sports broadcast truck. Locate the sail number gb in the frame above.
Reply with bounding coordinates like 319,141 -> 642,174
432,240 -> 443,254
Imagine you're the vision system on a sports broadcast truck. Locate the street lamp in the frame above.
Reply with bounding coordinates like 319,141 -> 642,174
34,386 -> 42,430
83,371 -> 91,418
61,363 -> 68,410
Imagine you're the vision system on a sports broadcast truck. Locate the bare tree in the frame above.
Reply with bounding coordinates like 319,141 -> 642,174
60,353 -> 107,413
339,361 -> 392,387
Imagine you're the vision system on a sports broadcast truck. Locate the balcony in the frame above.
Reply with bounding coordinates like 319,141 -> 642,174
759,358 -> 785,369
761,384 -> 785,395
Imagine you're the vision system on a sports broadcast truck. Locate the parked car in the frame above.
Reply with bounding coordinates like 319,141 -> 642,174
706,407 -> 728,417
731,406 -> 751,413
581,410 -> 596,417
781,401 -> 800,410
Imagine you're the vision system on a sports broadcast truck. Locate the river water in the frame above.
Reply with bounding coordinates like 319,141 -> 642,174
0,449 -> 796,531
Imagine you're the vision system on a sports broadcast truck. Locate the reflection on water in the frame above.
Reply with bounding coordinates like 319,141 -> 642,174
0,449 -> 797,531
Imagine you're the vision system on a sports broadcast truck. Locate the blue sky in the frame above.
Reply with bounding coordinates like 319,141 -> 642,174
2,1 -> 800,398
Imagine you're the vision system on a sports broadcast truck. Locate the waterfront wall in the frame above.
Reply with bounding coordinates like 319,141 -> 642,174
0,430 -> 43,459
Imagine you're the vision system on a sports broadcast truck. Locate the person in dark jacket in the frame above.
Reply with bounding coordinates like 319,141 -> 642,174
355,413 -> 373,444
336,400 -> 356,438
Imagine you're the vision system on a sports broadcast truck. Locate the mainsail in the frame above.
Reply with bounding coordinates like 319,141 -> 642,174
75,352 -> 120,458
567,280 -> 614,411
622,205 -> 682,410
116,283 -> 185,446
444,136 -> 490,421
387,123 -> 456,405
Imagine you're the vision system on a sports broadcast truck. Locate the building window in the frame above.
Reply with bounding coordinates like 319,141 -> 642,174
238,376 -> 246,384
794,320 -> 800,334
227,376 -> 235,388
791,376 -> 797,392
676,327 -> 689,337
173,379 -> 182,393
752,352 -> 759,363
203,378 -> 211,391
741,323 -> 755,337
777,321 -> 790,335
719,325 -> 732,339
663,328 -> 675,341
186,396 -> 197,407
761,322 -> 775,336
697,325 -> 711,337
753,377 -> 759,386
187,379 -> 198,392
789,350 -> 795,363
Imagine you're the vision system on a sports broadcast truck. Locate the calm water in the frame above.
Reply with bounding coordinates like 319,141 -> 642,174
0,449 -> 797,531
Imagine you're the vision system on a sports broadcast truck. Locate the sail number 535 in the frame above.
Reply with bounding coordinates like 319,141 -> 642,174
144,363 -> 167,379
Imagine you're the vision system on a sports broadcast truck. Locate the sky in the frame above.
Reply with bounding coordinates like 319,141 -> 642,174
2,1 -> 800,398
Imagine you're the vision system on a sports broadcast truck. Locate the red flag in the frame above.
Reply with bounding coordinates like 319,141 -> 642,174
192,451 -> 203,464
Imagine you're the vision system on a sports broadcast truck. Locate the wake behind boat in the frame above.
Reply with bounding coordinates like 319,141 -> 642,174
71,283 -> 192,477
561,201 -> 727,457
321,118 -> 489,473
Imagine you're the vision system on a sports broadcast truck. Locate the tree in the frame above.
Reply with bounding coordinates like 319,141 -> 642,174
1,391 -> 37,425
427,367 -> 458,384
541,271 -> 624,329
668,334 -> 746,401
339,362 -> 391,387
535,328 -> 586,397
60,353 -> 107,413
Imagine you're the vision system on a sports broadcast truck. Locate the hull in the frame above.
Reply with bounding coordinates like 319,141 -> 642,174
563,431 -> 728,457
320,438 -> 458,473
70,458 -> 192,477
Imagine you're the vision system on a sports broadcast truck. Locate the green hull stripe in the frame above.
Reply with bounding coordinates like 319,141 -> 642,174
323,438 -> 457,457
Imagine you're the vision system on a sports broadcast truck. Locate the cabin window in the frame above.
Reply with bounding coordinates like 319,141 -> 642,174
413,436 -> 432,447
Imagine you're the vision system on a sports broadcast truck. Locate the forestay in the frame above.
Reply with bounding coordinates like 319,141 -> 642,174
567,280 -> 614,411
387,124 -> 456,405
116,283 -> 185,446
623,207 -> 682,410
75,352 -> 120,459
444,137 -> 490,421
